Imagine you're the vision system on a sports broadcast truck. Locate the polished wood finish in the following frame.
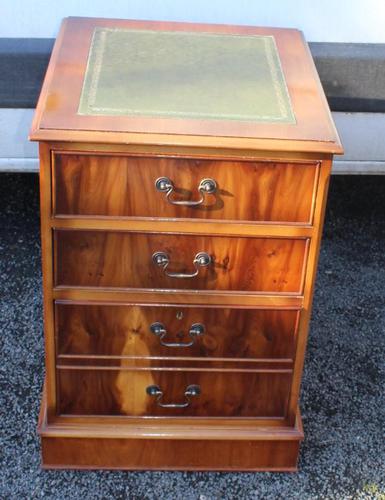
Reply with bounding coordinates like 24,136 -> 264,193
39,378 -> 303,435
56,303 -> 299,360
50,215 -> 314,238
39,143 -> 57,418
57,358 -> 292,371
53,289 -> 304,308
38,382 -> 303,470
53,153 -> 319,223
57,368 -> 292,417
29,18 -> 343,155
41,437 -> 301,471
54,231 -> 308,293
287,157 -> 333,424
32,18 -> 343,471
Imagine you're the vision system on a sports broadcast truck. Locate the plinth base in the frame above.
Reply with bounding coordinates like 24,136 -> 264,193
38,390 -> 304,471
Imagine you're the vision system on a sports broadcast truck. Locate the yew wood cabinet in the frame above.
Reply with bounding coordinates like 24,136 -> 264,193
30,17 -> 343,470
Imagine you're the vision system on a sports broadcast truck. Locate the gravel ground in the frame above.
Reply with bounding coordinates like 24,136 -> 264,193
0,173 -> 384,500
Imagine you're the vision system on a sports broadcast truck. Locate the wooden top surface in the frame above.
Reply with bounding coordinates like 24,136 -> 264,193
30,17 -> 343,154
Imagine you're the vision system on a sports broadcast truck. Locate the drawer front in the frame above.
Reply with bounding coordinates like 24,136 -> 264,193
56,303 -> 299,359
57,368 -> 291,417
53,153 -> 318,223
54,231 -> 308,293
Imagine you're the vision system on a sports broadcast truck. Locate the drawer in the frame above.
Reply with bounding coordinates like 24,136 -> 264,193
56,303 -> 300,359
54,231 -> 308,293
57,368 -> 292,417
53,153 -> 319,223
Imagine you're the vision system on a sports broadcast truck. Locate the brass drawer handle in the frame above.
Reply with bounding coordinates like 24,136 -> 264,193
146,384 -> 201,408
155,176 -> 217,206
152,251 -> 211,278
150,322 -> 204,347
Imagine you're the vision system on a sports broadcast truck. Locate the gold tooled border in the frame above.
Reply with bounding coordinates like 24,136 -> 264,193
78,27 -> 296,124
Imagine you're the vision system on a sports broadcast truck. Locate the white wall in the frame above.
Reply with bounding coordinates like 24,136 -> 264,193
1,1 -> 384,173
1,109 -> 385,174
0,0 -> 383,43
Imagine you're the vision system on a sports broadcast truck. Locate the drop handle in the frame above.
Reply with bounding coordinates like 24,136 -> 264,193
146,384 -> 201,408
150,322 -> 204,347
152,251 -> 211,278
155,176 -> 217,206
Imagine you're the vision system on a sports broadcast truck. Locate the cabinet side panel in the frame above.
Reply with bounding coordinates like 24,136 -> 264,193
39,142 -> 57,418
287,157 -> 333,422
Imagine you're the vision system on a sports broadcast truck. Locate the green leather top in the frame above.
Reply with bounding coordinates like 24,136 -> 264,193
78,27 -> 295,124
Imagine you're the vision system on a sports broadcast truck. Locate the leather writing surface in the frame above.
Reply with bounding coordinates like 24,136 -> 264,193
78,27 -> 295,123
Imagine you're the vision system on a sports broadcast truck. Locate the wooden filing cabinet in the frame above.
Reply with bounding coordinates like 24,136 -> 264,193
30,17 -> 343,470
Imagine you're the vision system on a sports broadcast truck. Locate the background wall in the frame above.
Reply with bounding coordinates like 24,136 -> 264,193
0,1 -> 384,174
0,0 -> 383,43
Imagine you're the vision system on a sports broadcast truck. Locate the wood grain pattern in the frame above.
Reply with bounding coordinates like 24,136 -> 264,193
48,141 -> 334,160
38,143 -> 57,418
287,158 -> 333,424
54,231 -> 308,293
52,216 -> 314,238
41,437 -> 300,471
55,303 -> 299,360
31,16 -> 341,470
53,153 -> 318,223
53,290 -> 303,308
38,382 -> 303,470
57,368 -> 292,417
57,358 -> 292,371
29,18 -> 343,155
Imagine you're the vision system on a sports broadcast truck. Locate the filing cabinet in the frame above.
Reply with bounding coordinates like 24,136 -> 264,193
30,16 -> 342,470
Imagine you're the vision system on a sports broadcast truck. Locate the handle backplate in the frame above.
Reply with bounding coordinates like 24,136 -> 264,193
152,251 -> 211,278
150,322 -> 204,347
146,384 -> 201,408
155,177 -> 217,206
